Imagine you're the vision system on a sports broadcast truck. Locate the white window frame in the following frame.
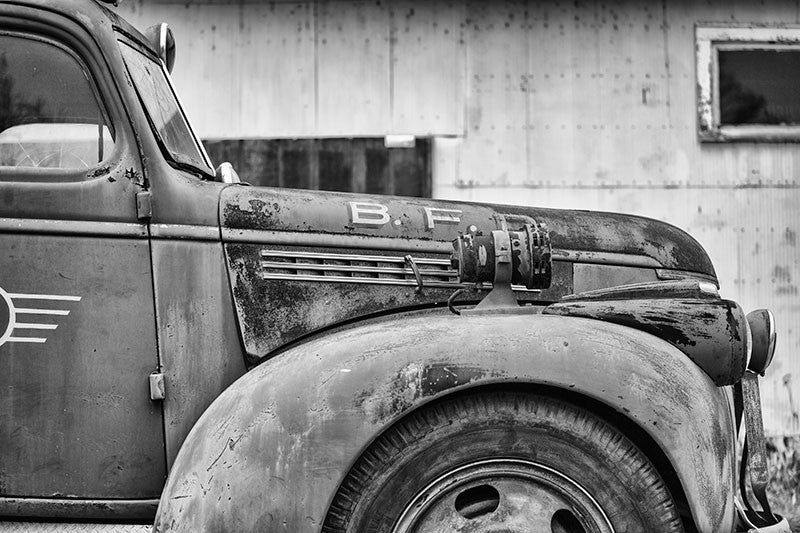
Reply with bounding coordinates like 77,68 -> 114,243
696,24 -> 800,142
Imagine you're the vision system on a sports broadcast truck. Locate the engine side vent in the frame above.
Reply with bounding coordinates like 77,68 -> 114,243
259,249 -> 461,288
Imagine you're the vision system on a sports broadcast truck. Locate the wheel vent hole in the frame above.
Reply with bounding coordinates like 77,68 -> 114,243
551,509 -> 586,533
454,484 -> 500,520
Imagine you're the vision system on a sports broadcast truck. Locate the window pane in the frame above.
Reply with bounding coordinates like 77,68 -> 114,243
119,42 -> 210,174
719,49 -> 800,125
0,34 -> 113,170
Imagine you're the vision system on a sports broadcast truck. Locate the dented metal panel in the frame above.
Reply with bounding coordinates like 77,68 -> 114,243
154,311 -> 736,533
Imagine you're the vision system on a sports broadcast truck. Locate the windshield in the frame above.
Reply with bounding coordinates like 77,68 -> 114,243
118,41 -> 213,176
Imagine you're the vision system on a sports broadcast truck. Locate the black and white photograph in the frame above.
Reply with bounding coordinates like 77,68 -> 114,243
0,0 -> 798,531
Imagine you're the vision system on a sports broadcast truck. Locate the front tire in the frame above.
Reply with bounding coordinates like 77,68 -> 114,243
323,391 -> 683,532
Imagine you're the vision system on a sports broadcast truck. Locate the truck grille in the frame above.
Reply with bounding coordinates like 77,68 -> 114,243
259,249 -> 462,288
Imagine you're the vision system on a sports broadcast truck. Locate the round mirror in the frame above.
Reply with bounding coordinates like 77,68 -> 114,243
144,23 -> 176,73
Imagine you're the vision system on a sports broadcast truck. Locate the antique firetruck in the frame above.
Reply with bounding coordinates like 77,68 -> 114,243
0,1 -> 789,531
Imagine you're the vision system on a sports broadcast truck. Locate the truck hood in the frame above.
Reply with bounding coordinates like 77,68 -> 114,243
219,186 -> 716,360
220,186 -> 715,279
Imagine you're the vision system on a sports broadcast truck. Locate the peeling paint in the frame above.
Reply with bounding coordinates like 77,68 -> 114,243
545,292 -> 749,386
220,187 -> 716,277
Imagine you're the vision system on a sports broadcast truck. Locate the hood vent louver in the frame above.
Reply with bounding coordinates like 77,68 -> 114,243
259,249 -> 462,288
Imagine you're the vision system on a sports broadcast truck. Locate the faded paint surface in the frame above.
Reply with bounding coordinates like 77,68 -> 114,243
219,186 -> 716,359
545,297 -> 749,386
219,186 -> 715,273
118,0 -> 800,434
154,311 -> 735,533
0,234 -> 165,500
151,239 -> 247,468
0,1 -> 168,505
0,0 -> 751,525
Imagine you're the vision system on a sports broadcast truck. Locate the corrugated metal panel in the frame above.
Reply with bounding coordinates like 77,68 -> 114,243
237,2 -> 316,137
315,1 -> 391,135
527,1 -> 674,187
390,1 -> 464,135
120,1 -> 317,138
459,0 -> 529,187
118,0 -> 800,434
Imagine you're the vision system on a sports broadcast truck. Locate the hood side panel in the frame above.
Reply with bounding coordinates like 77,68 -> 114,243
221,187 -> 716,277
220,187 -> 716,360
225,241 -> 574,359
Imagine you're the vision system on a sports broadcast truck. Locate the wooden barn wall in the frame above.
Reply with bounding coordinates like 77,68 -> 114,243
119,0 -> 800,436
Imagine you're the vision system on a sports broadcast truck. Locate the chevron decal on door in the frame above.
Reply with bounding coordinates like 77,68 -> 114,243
0,286 -> 81,347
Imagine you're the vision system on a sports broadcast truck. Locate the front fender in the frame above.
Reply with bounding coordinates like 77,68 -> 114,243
155,311 -> 735,532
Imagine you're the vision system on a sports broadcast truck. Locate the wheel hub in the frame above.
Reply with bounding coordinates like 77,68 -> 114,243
392,458 -> 614,533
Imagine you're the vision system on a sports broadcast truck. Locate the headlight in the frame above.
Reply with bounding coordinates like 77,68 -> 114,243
746,309 -> 777,375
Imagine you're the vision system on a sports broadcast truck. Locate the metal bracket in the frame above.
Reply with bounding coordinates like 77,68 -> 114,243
404,255 -> 424,293
149,372 -> 165,401
742,373 -> 771,509
736,372 -> 790,531
462,230 -> 537,315
469,231 -> 516,312
136,191 -> 152,220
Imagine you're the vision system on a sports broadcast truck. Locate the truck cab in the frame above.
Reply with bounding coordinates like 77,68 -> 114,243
0,1 -> 786,531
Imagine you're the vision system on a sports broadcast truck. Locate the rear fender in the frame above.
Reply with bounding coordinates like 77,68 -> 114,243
154,311 -> 735,532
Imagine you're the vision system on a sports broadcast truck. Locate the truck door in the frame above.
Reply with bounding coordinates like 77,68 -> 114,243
0,25 -> 165,511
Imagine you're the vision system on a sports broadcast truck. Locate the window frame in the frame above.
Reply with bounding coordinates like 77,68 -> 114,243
696,24 -> 800,142
117,39 -> 215,179
0,30 -> 118,180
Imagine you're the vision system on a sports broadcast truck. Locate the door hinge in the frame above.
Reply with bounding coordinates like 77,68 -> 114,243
136,191 -> 152,220
149,372 -> 166,401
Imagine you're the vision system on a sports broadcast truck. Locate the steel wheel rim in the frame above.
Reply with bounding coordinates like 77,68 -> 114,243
391,458 -> 615,533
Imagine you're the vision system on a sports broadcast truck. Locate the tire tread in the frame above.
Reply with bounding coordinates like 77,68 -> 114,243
322,391 -> 683,532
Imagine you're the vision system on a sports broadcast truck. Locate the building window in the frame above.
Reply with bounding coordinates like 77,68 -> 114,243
696,25 -> 800,142
204,137 -> 431,197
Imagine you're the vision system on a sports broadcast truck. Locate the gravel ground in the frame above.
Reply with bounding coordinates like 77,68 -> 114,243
767,434 -> 798,532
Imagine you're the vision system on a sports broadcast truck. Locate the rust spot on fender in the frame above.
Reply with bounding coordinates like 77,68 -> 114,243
355,362 -> 506,424
223,198 -> 280,230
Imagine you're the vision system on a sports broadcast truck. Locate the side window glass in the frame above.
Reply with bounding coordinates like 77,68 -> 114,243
0,33 -> 113,171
